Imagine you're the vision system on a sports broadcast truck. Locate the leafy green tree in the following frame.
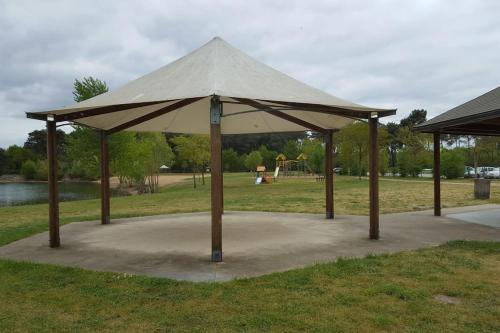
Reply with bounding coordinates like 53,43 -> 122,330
108,132 -> 137,185
385,122 -> 401,168
283,140 -> 300,160
24,129 -> 67,159
108,132 -> 159,188
397,127 -> 431,177
6,145 -> 36,173
221,132 -> 307,155
20,160 -> 37,180
0,148 -> 8,175
301,139 -> 324,174
379,149 -> 389,176
222,148 -> 241,171
171,135 -> 210,188
239,153 -> 248,171
123,133 -> 175,193
400,109 -> 427,128
258,145 -> 278,170
397,148 -> 431,177
195,135 -> 211,185
67,77 -> 109,179
474,136 -> 500,167
379,110 -> 428,174
335,122 -> 369,179
396,149 -> 411,177
73,77 -> 109,102
441,149 -> 465,179
142,133 -> 175,192
244,151 -> 263,171
335,121 -> 390,178
35,160 -> 48,181
67,127 -> 100,179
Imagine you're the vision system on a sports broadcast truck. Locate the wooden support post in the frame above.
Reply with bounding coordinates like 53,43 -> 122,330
210,95 -> 223,262
369,116 -> 379,240
47,119 -> 60,247
325,129 -> 334,219
221,134 -> 224,214
100,131 -> 110,224
433,132 -> 441,216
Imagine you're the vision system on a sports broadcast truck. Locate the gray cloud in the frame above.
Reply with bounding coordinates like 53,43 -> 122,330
1,0 -> 499,147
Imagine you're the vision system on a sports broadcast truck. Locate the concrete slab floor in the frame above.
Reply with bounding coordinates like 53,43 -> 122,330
447,206 -> 500,229
0,205 -> 499,282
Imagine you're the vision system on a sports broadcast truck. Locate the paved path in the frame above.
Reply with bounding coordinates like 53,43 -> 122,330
0,205 -> 499,282
448,206 -> 500,228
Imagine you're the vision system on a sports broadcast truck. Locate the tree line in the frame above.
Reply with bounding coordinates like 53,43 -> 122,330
336,109 -> 500,179
2,77 -> 499,189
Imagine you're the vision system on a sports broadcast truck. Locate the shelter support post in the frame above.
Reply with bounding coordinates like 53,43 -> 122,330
433,132 -> 441,216
100,131 -> 110,224
47,119 -> 60,247
221,135 -> 224,214
325,129 -> 334,219
210,95 -> 223,262
369,117 -> 379,240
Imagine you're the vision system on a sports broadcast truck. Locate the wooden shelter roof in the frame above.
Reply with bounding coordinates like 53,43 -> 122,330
416,86 -> 500,136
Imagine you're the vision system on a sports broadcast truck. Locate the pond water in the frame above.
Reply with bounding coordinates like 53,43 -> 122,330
0,182 -> 126,207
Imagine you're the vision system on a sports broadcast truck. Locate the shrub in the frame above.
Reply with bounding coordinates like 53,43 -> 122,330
397,148 -> 431,177
20,160 -> 37,180
441,149 -> 465,179
388,167 -> 398,177
222,149 -> 240,172
244,151 -> 263,171
34,160 -> 48,181
379,150 -> 389,176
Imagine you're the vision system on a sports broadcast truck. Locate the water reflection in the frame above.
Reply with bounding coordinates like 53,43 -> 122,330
0,182 -> 126,207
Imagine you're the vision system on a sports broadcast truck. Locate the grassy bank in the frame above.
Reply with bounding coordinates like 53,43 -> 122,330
0,241 -> 499,332
1,173 -> 499,246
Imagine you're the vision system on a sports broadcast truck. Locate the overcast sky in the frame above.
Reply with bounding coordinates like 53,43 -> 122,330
1,0 -> 499,148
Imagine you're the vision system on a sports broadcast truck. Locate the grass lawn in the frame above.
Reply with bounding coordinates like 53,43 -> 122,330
0,241 -> 499,332
0,174 -> 499,332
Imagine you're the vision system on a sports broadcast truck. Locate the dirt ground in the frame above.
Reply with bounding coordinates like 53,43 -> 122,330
106,174 -> 202,188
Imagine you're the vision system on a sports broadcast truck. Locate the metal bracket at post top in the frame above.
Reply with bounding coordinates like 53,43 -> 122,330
210,95 -> 222,124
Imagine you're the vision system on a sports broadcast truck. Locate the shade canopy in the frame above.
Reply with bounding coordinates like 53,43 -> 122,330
31,37 -> 388,255
27,37 -> 395,134
416,86 -> 500,136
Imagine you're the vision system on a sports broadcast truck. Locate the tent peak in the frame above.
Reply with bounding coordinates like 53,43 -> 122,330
201,36 -> 230,49
27,37 -> 396,131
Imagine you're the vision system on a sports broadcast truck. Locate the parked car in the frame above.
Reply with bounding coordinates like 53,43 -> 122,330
464,166 -> 475,178
471,166 -> 490,178
421,168 -> 433,178
483,167 -> 500,179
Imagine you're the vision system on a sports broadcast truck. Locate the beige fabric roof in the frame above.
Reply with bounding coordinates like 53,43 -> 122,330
27,37 -> 396,134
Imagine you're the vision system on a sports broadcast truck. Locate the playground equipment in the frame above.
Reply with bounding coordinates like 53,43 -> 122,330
275,153 -> 313,177
275,153 -> 287,176
255,165 -> 274,184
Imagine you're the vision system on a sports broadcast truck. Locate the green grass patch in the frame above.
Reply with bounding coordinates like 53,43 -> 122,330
0,241 -> 499,332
